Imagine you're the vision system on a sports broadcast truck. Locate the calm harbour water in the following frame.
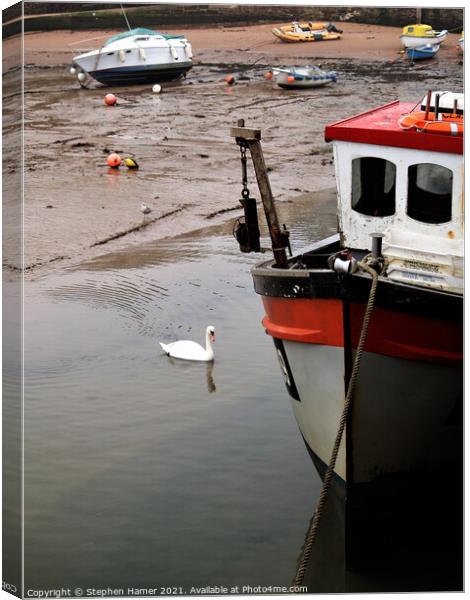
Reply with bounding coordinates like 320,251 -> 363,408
23,194 -> 337,593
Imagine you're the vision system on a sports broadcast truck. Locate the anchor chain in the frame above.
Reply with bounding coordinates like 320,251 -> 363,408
238,140 -> 251,200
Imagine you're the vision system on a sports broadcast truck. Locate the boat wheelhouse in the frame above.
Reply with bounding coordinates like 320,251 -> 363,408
400,24 -> 448,48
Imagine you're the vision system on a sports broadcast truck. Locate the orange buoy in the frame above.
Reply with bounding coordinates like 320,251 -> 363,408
265,71 -> 273,80
398,111 -> 463,136
104,93 -> 117,106
224,75 -> 235,85
287,75 -> 295,83
107,153 -> 121,168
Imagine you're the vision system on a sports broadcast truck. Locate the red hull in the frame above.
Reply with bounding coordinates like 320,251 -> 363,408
262,296 -> 462,366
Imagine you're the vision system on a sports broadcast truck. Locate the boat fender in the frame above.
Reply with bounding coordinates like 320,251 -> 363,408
139,48 -> 146,61
327,250 -> 358,274
170,45 -> 178,60
119,50 -> 126,63
185,43 -> 193,59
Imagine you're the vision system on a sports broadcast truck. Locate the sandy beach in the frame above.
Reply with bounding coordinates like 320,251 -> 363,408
13,22 -> 463,65
3,22 -> 463,274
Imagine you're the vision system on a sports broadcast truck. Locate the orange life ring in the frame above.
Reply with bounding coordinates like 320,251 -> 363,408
398,111 -> 464,136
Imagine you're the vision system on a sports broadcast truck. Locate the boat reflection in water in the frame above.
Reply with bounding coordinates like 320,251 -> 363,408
231,90 -> 463,592
299,444 -> 462,592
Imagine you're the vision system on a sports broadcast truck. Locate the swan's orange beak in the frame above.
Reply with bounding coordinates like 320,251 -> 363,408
210,332 -> 215,342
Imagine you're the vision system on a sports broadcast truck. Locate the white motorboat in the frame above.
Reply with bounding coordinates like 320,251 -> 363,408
266,66 -> 337,89
71,28 -> 193,86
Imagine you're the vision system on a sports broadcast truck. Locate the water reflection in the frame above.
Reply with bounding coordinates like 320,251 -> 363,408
206,361 -> 216,393
166,358 -> 217,394
298,451 -> 463,592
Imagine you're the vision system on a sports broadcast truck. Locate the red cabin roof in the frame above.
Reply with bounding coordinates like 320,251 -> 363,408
324,100 -> 463,155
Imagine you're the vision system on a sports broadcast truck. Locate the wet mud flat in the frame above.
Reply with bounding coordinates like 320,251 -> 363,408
9,46 -> 462,275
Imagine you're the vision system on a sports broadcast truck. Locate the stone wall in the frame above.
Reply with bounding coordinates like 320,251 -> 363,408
3,3 -> 464,37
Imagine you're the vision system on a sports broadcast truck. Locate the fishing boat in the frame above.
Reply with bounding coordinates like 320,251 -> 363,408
70,28 -> 193,86
400,23 -> 448,48
230,90 -> 463,573
272,21 -> 342,43
265,66 -> 337,89
405,43 -> 440,60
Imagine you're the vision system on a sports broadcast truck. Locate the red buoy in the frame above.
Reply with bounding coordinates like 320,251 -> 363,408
224,75 -> 235,85
107,153 -> 121,168
265,71 -> 273,80
104,93 -> 117,106
287,75 -> 295,83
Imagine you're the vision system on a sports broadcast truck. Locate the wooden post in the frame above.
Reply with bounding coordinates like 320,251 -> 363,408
246,140 -> 289,268
230,121 -> 289,268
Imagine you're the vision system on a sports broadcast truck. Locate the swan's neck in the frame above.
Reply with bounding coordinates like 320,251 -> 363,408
205,331 -> 213,351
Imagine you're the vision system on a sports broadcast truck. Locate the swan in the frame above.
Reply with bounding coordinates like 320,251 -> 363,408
159,326 -> 215,362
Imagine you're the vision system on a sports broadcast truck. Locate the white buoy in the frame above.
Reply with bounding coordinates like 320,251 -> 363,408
77,72 -> 86,83
70,66 -> 77,75
152,84 -> 162,94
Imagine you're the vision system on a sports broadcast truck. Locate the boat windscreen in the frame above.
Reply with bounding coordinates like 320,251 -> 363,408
105,28 -> 184,45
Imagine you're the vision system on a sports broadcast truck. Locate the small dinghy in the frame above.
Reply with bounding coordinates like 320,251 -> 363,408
266,66 -> 337,89
159,326 -> 215,362
406,43 -> 440,60
272,21 -> 342,43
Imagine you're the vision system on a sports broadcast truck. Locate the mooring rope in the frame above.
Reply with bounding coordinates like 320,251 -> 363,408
294,260 -> 379,587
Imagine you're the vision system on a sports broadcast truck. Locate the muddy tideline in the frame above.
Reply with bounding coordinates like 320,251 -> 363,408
2,22 -> 463,275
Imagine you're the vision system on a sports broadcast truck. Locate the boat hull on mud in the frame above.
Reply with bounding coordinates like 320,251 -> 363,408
72,29 -> 193,86
272,21 -> 342,43
271,66 -> 337,89
406,44 -> 440,60
87,63 -> 192,85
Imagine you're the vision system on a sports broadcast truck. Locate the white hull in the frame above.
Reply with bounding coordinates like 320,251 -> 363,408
72,33 -> 192,85
271,66 -> 337,89
274,71 -> 335,89
400,31 -> 448,48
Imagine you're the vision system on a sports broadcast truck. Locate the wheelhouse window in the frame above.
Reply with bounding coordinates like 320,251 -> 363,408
407,163 -> 453,224
351,157 -> 396,217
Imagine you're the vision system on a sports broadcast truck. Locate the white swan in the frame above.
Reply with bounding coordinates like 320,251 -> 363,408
160,326 -> 215,362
